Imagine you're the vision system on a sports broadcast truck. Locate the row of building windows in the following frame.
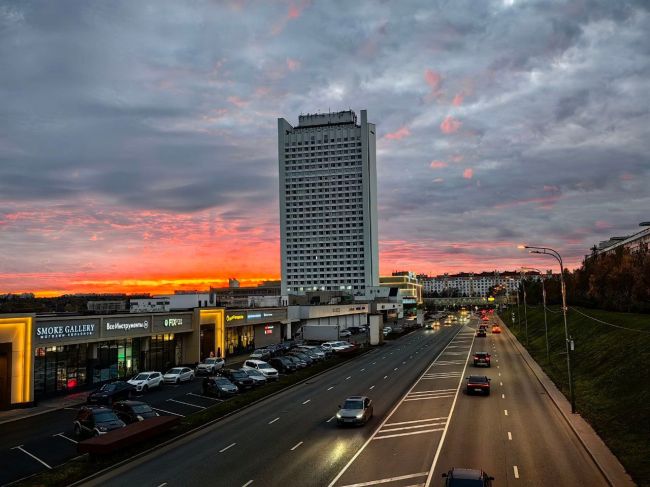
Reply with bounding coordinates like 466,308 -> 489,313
285,136 -> 360,145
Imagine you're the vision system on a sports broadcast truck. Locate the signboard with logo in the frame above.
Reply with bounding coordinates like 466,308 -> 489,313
246,309 -> 286,325
152,313 -> 193,333
225,312 -> 246,326
34,318 -> 100,344
102,316 -> 152,337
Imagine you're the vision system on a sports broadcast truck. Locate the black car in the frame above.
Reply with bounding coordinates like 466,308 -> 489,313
73,406 -> 125,438
112,400 -> 159,424
283,355 -> 306,369
466,375 -> 491,395
218,368 -> 255,391
288,351 -> 313,365
476,329 -> 487,338
202,376 -> 239,398
87,381 -> 135,405
442,468 -> 494,486
268,357 -> 295,373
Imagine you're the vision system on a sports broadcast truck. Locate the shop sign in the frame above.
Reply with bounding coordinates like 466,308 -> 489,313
246,309 -> 286,325
103,317 -> 151,336
226,313 -> 245,323
35,319 -> 100,342
152,314 -> 193,333
264,325 -> 274,335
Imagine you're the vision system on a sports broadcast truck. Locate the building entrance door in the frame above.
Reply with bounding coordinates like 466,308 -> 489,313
0,343 -> 12,409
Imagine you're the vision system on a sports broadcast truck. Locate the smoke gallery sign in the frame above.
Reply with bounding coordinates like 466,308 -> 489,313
35,319 -> 100,342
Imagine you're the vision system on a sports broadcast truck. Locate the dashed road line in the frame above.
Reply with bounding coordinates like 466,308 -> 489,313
383,375 -> 388,379
513,465 -> 520,479
345,376 -> 352,381
369,385 -> 375,390
219,442 -> 236,453
326,416 -> 336,423
242,480 -> 254,487
502,394 -> 505,399
327,386 -> 334,391
290,441 -> 303,451
268,417 -> 279,424
302,399 -> 311,405
508,431 -> 513,440
504,409 -> 509,416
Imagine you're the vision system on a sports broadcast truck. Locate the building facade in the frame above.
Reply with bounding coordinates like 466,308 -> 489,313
379,271 -> 423,311
420,272 -> 522,297
591,222 -> 650,257
278,110 -> 379,297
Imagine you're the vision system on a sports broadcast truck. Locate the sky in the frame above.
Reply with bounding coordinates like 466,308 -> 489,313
1,0 -> 649,296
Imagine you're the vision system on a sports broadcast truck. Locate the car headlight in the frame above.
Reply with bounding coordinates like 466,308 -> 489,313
136,415 -> 144,421
336,412 -> 342,418
356,413 -> 364,419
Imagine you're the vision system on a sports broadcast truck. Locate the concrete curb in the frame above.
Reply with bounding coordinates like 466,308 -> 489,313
66,346 -> 378,487
497,316 -> 635,487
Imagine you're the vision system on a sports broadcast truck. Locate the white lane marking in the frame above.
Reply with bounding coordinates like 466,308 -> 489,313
393,367 -> 398,371
327,386 -> 334,391
157,483 -> 168,487
336,471 -> 429,487
384,417 -> 448,427
290,441 -> 303,451
330,327 -> 467,487
380,422 -> 446,433
268,417 -> 279,424
372,362 -> 376,365
502,394 -> 505,399
345,376 -> 352,381
326,416 -> 336,423
11,446 -> 52,469
497,366 -> 500,369
500,382 -> 503,386
383,375 -> 388,379
499,373 -> 501,377
167,398 -> 206,409
242,481 -> 254,487
219,442 -> 236,453
404,395 -> 455,401
188,392 -> 221,401
302,399 -> 311,405
369,385 -> 375,390
152,407 -> 184,417
360,368 -> 365,372
374,428 -> 445,440
402,361 -> 406,364
53,432 -> 77,444
504,409 -> 509,416
508,431 -> 513,440
513,465 -> 520,479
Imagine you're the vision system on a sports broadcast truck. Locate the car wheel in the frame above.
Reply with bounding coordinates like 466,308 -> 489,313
73,424 -> 81,438
189,374 -> 195,381
143,385 -> 148,392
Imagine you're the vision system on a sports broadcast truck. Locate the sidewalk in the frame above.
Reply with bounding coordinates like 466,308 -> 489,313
497,315 -> 635,487
0,391 -> 88,426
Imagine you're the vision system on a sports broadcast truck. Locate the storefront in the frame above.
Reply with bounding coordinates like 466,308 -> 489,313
32,313 -> 194,400
220,309 -> 287,357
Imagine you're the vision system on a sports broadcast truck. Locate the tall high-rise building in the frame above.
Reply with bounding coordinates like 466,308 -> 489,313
278,110 -> 379,296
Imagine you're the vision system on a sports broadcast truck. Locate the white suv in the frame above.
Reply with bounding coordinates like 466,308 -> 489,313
322,341 -> 352,352
242,360 -> 279,381
196,357 -> 225,375
127,371 -> 163,392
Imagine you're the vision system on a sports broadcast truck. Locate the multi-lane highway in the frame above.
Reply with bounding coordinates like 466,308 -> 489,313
79,315 -> 611,487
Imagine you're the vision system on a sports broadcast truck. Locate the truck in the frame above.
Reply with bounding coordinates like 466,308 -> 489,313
301,325 -> 340,342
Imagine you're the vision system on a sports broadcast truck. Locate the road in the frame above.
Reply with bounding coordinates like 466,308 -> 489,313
82,326 -> 463,487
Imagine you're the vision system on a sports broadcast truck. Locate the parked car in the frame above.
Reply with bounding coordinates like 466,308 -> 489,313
268,357 -> 294,373
339,329 -> 352,338
242,360 -> 279,380
87,381 -> 134,405
112,400 -> 159,424
336,396 -> 373,426
347,326 -> 361,335
73,406 -> 125,438
249,349 -> 271,361
202,376 -> 239,398
241,368 -> 269,385
382,326 -> 392,336
491,325 -> 501,334
466,375 -> 491,395
321,341 -> 352,352
442,468 -> 494,486
298,348 -> 324,361
276,356 -> 298,372
287,351 -> 314,366
283,355 -> 306,369
127,371 -> 163,392
196,357 -> 225,375
473,352 -> 491,367
219,368 -> 255,391
296,346 -> 326,359
163,367 -> 195,384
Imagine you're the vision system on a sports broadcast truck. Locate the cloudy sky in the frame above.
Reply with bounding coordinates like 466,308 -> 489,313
1,0 -> 648,296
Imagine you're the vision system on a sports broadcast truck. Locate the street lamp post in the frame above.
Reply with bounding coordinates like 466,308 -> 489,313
520,271 -> 529,347
521,266 -> 549,363
519,245 -> 575,413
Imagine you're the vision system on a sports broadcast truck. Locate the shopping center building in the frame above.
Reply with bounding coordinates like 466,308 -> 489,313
0,306 -> 286,408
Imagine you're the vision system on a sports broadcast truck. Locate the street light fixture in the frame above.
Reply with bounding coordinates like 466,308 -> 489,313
521,266 -> 549,363
519,244 -> 575,413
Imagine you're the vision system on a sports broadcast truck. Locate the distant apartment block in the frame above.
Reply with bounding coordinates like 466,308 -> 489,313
591,221 -> 650,257
420,271 -> 525,297
278,110 -> 379,297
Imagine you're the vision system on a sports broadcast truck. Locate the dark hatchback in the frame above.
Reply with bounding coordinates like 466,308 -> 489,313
466,375 -> 491,395
442,468 -> 494,486
112,400 -> 159,424
219,368 -> 255,391
288,351 -> 314,366
283,355 -> 306,369
202,376 -> 239,398
268,357 -> 296,373
73,406 -> 125,438
87,381 -> 135,405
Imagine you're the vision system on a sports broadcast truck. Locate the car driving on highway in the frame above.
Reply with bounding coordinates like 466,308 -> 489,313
336,396 -> 373,426
491,324 -> 501,334
442,468 -> 494,486
466,375 -> 491,395
473,352 -> 491,367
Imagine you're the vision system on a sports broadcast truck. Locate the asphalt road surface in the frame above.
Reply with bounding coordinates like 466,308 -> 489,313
82,326 -> 463,487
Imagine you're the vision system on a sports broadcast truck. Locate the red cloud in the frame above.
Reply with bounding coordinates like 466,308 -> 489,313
429,160 -> 448,169
452,93 -> 464,106
440,115 -> 462,134
286,58 -> 301,71
384,126 -> 411,140
463,168 -> 474,179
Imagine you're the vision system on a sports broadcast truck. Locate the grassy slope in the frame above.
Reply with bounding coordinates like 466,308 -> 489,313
499,306 -> 650,486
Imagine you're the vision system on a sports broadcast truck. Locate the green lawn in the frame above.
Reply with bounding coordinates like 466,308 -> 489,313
500,306 -> 650,486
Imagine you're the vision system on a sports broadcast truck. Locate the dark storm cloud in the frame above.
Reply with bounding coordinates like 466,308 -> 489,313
1,0 -> 649,282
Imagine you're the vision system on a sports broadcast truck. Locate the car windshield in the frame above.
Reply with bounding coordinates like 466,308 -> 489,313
94,411 -> 118,422
100,384 -> 116,392
258,363 -> 272,369
469,376 -> 487,382
215,378 -> 231,385
167,368 -> 183,374
342,400 -> 363,409
246,369 -> 263,375
133,374 -> 149,381
447,479 -> 484,486
204,358 -> 217,364
131,404 -> 153,413
232,371 -> 247,378
476,353 -> 487,357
